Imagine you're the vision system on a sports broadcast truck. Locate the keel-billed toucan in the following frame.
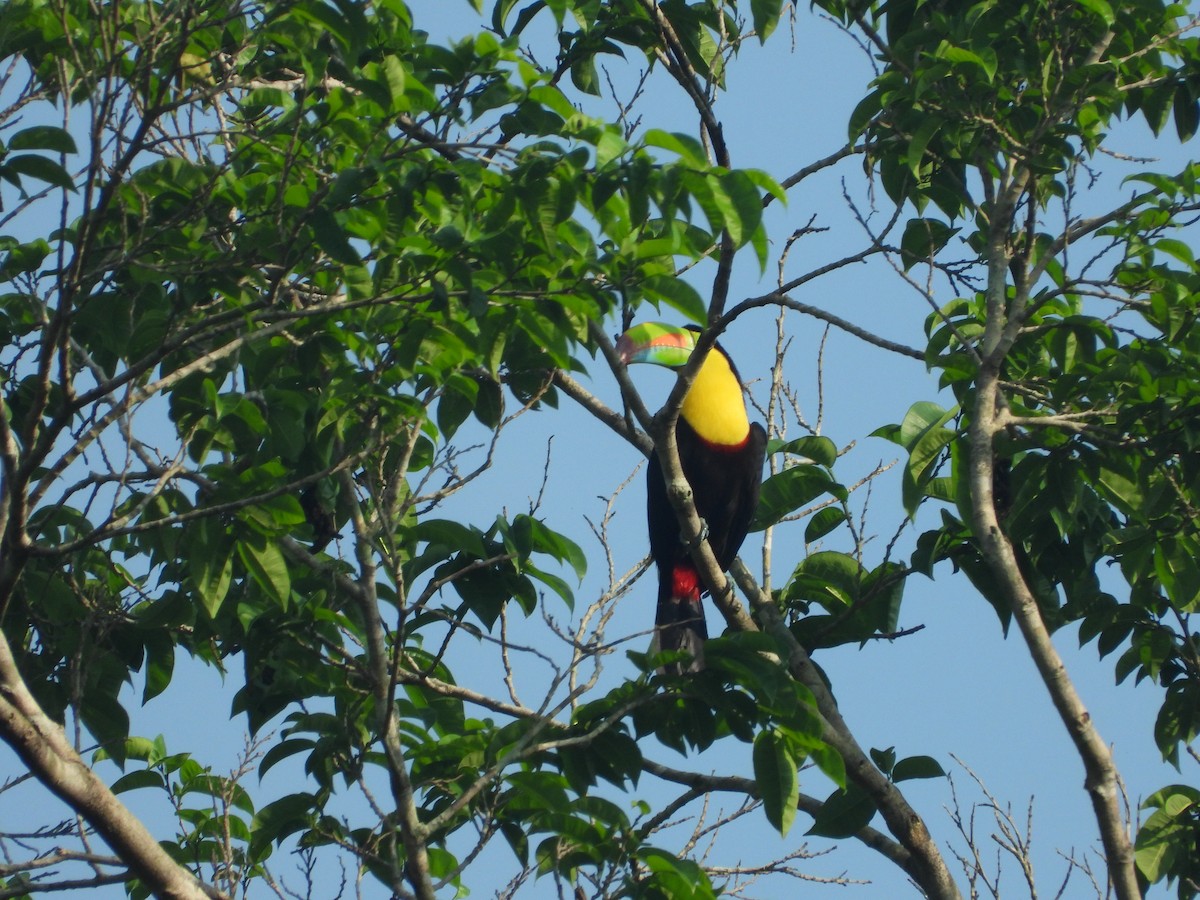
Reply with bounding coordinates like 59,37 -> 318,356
617,322 -> 767,672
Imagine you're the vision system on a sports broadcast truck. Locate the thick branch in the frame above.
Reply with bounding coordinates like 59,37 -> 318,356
969,179 -> 1139,895
0,631 -> 219,900
968,370 -> 1139,899
729,559 -> 962,900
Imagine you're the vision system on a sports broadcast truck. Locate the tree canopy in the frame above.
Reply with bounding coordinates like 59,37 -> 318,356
1,0 -> 1199,898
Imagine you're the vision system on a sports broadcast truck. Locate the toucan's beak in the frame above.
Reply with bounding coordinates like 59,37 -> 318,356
616,322 -> 697,368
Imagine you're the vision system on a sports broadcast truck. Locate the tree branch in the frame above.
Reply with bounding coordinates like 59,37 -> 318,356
729,559 -> 962,899
0,630 -> 221,900
642,758 -> 914,873
970,206 -> 1140,897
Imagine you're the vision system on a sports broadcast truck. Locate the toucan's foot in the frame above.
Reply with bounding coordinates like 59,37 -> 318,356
681,518 -> 710,551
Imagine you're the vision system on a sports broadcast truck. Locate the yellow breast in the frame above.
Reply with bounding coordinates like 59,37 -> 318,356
680,348 -> 751,446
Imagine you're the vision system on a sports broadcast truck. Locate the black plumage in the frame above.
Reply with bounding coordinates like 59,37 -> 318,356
645,343 -> 766,673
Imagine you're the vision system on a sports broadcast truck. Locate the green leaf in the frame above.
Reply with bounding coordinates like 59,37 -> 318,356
1154,537 -> 1200,614
0,240 -> 51,277
807,782 -> 876,838
753,465 -> 843,530
750,0 -> 784,42
804,734 -> 846,788
473,376 -> 503,429
237,532 -> 291,606
848,88 -> 882,141
379,54 -> 407,109
743,167 -> 787,205
709,170 -> 762,248
643,129 -> 708,168
192,524 -> 234,619
1174,85 -> 1200,142
250,792 -> 318,857
898,401 -> 956,450
520,515 -> 587,580
638,848 -> 713,899
892,755 -> 946,782
506,770 -> 570,813
570,55 -> 601,95
753,729 -> 799,835
1154,237 -> 1195,267
933,42 -> 996,81
1135,785 -> 1200,885
786,550 -> 862,609
142,630 -> 175,703
8,125 -> 77,153
525,561 -> 575,607
2,154 -> 75,191
309,207 -> 362,265
116,736 -> 166,765
904,117 -> 941,178
1075,0 -> 1115,26
900,217 -> 959,269
641,274 -> 706,323
771,434 -> 838,467
81,693 -> 131,765
895,401 -> 957,517
437,378 -> 477,441
259,738 -> 317,776
1143,784 -> 1200,810
112,769 -> 167,794
870,746 -> 896,776
804,506 -> 846,543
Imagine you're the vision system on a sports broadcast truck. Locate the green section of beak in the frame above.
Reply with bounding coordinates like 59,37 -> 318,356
615,322 -> 697,368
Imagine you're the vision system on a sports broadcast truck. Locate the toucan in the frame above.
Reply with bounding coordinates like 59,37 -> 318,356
616,322 -> 767,673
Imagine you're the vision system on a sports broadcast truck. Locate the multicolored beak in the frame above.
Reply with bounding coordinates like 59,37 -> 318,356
615,322 -> 697,368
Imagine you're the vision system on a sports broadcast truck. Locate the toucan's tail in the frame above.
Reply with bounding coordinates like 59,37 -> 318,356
655,562 -> 707,674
